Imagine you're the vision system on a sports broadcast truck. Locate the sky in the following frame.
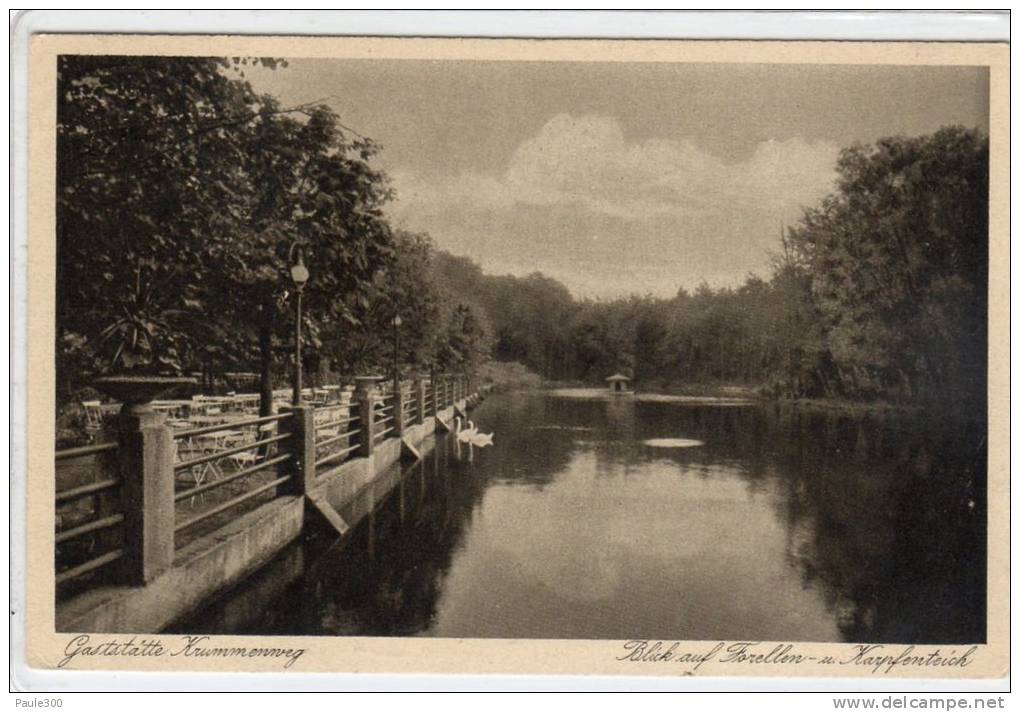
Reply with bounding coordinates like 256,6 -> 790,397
247,60 -> 988,299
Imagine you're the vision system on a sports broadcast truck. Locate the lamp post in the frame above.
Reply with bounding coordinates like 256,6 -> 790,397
289,242 -> 310,406
391,313 -> 402,396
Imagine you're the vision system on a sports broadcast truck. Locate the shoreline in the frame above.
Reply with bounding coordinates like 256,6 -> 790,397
497,381 -> 984,420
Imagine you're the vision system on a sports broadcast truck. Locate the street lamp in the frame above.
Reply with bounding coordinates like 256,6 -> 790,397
289,242 -> 310,406
391,313 -> 402,397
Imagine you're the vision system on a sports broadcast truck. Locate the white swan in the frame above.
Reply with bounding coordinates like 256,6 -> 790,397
471,432 -> 494,447
464,419 -> 494,447
454,416 -> 494,448
454,416 -> 477,443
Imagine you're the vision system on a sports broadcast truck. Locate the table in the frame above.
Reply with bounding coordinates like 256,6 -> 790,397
153,400 -> 192,419
188,415 -> 230,427
188,430 -> 246,483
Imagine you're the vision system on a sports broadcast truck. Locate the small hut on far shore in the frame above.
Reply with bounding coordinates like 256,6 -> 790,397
605,373 -> 631,393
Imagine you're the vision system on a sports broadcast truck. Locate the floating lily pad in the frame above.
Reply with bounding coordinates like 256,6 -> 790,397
643,438 -> 704,448
530,425 -> 597,432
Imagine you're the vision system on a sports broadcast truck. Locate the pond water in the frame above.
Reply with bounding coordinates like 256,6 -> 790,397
173,389 -> 987,643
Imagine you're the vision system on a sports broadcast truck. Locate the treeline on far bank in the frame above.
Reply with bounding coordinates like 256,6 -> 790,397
447,127 -> 988,413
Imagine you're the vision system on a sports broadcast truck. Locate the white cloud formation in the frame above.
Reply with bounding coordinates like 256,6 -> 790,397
387,114 -> 839,297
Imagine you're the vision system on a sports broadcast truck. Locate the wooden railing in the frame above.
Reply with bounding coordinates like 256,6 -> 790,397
55,441 -> 124,587
313,402 -> 361,473
374,393 -> 397,444
55,373 -> 475,593
172,412 -> 294,546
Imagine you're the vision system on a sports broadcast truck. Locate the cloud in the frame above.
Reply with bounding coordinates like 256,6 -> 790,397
387,114 -> 839,297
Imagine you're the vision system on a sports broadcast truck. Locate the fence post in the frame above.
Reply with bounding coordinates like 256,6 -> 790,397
414,374 -> 427,425
393,380 -> 407,437
116,408 -> 175,584
355,376 -> 381,458
280,404 -> 316,495
429,375 -> 437,413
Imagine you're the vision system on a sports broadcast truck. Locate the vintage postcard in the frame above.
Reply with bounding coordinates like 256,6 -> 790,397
18,33 -> 1008,683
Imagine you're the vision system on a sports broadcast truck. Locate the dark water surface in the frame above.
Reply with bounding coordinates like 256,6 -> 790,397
173,389 -> 986,643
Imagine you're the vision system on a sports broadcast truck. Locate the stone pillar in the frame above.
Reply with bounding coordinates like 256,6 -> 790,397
393,380 -> 407,437
116,409 -> 175,585
355,376 -> 382,458
280,404 -> 316,495
414,374 -> 428,426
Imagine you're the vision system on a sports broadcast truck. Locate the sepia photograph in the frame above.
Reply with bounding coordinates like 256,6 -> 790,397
18,31 -> 1008,683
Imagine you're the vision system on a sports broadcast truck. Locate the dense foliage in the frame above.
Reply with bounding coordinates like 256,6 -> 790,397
435,127 -> 988,411
56,56 -> 489,408
56,55 -> 987,414
786,128 -> 988,404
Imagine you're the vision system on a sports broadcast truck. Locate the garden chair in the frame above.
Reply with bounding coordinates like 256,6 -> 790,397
82,400 -> 104,441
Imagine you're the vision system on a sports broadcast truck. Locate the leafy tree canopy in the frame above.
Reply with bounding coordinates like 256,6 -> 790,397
57,55 -> 396,403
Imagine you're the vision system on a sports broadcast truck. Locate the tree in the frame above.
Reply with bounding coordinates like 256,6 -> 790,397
216,98 -> 396,412
326,231 -> 441,375
477,272 -> 575,378
57,56 -> 268,387
787,127 -> 988,405
436,302 -> 493,372
56,56 -> 397,413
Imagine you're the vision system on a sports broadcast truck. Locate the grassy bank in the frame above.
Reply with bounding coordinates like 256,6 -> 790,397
474,365 -> 984,422
634,379 -> 979,419
474,361 -> 544,391
633,379 -> 759,400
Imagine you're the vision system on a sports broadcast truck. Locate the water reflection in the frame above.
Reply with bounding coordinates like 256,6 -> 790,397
174,391 -> 986,644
